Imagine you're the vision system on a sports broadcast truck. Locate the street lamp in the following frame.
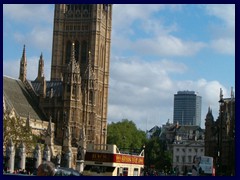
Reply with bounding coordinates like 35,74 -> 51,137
218,89 -> 224,176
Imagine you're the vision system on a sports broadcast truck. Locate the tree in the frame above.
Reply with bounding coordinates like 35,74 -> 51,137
107,119 -> 147,153
144,128 -> 172,172
3,112 -> 40,153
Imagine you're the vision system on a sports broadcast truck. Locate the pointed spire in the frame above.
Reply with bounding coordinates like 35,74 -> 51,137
68,42 -> 79,74
26,112 -> 31,130
35,143 -> 40,151
19,44 -> 27,81
231,87 -> 234,100
22,44 -> 26,62
36,53 -> 44,81
88,51 -> 92,65
70,42 -> 76,63
220,88 -> 223,100
19,141 -> 25,149
208,106 -> 211,114
47,116 -> 52,136
7,138 -> 14,147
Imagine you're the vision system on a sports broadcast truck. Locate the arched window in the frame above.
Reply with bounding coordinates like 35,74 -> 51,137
65,41 -> 71,64
89,90 -> 94,104
81,41 -> 87,65
75,41 -> 80,62
66,4 -> 70,11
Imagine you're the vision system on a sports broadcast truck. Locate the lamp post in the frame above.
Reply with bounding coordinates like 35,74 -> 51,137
218,90 -> 224,176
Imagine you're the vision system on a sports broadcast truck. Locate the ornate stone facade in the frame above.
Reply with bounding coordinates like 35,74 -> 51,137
204,88 -> 235,176
3,4 -> 112,171
49,4 -> 112,146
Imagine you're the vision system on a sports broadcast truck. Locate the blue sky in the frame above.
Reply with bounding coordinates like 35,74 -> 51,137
3,4 -> 235,130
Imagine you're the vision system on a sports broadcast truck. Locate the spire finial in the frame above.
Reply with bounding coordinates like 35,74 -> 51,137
220,88 -> 223,100
231,87 -> 234,99
70,42 -> 75,62
22,44 -> 26,60
19,44 -> 27,81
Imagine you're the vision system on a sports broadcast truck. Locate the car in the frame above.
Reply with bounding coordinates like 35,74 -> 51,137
54,167 -> 82,176
3,173 -> 33,176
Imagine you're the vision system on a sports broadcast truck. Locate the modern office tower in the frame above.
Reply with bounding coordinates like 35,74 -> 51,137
173,91 -> 202,126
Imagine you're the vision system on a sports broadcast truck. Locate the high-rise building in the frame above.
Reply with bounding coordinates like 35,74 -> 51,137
173,91 -> 202,126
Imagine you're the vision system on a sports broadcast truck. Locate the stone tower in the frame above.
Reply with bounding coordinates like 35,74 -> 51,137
51,4 -> 112,145
204,106 -> 215,157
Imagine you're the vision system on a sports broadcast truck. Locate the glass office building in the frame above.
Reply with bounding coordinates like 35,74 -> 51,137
173,91 -> 202,126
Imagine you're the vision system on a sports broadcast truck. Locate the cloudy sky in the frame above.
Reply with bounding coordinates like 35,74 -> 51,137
3,4 -> 235,131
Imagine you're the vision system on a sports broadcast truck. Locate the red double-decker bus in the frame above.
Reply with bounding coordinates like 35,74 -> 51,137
82,144 -> 144,176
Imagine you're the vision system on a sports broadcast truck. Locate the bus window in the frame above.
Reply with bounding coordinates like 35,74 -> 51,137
123,168 -> 128,176
118,167 -> 123,176
133,168 -> 138,176
84,165 -> 115,174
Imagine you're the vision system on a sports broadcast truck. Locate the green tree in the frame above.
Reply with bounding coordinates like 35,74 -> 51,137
107,119 -> 147,153
3,112 -> 40,152
144,128 -> 172,172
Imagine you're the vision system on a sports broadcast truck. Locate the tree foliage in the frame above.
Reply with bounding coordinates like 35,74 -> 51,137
107,120 -> 172,171
107,119 -> 147,152
3,112 -> 40,152
144,128 -> 172,172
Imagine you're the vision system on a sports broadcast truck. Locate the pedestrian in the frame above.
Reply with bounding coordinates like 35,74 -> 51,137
37,161 -> 56,176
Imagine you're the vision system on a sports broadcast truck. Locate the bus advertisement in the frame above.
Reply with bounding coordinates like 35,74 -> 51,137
192,155 -> 214,176
199,156 -> 214,175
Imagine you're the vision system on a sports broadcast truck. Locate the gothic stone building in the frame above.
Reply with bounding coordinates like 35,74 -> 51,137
4,4 -> 112,159
205,88 -> 235,176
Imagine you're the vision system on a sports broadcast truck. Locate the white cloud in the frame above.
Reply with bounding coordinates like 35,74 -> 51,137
112,4 -> 206,57
3,56 -> 51,81
4,4 -> 53,53
205,4 -> 235,29
133,35 -> 206,56
3,4 -> 234,131
205,4 -> 235,55
3,4 -> 54,24
112,4 -> 164,32
12,27 -> 53,52
108,56 -> 231,130
210,38 -> 235,55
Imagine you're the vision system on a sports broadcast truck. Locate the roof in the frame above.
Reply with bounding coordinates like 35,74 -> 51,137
31,81 -> 62,97
177,125 -> 203,132
148,125 -> 160,133
3,76 -> 47,120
